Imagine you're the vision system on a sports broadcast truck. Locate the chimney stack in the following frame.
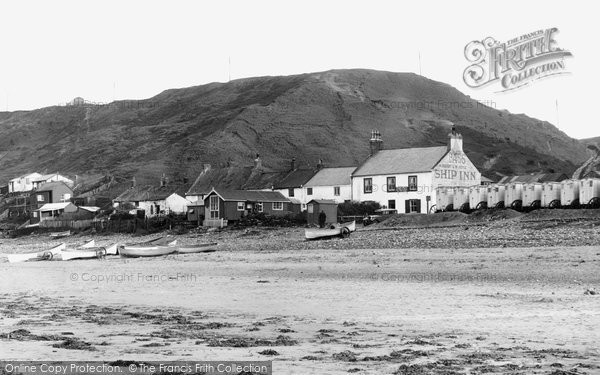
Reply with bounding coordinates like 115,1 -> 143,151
131,176 -> 136,188
290,157 -> 296,171
316,159 -> 323,170
160,173 -> 167,187
369,130 -> 383,156
448,125 -> 463,152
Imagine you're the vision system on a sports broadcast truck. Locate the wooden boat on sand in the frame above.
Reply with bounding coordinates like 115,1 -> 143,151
176,242 -> 218,254
5,243 -> 66,263
49,230 -> 71,238
305,221 -> 356,240
58,243 -> 119,260
120,239 -> 177,258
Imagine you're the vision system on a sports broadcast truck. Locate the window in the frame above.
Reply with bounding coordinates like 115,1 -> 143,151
307,188 -> 313,195
37,194 -> 44,202
209,195 -> 219,219
364,178 -> 373,194
33,212 -> 38,218
408,176 -> 418,191
237,202 -> 245,211
334,186 -> 340,196
272,202 -> 283,210
288,188 -> 295,197
134,201 -> 139,207
405,199 -> 421,213
386,177 -> 396,192
256,202 -> 263,212
388,200 -> 396,210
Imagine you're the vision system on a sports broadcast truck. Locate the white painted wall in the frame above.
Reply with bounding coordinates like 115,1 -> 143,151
274,187 -> 307,209
9,173 -> 43,193
303,185 -> 351,204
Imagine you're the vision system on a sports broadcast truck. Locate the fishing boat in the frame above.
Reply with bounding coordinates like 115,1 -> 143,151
5,243 -> 67,263
176,242 -> 218,254
49,230 -> 71,239
119,239 -> 177,258
304,221 -> 355,240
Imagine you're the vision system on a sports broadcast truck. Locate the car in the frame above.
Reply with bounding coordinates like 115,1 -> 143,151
363,208 -> 398,226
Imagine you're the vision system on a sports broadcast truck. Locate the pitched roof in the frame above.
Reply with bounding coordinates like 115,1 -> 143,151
186,167 -> 255,196
352,146 -> 448,177
114,185 -> 179,202
37,202 -> 74,211
79,206 -> 100,213
273,169 -> 317,189
305,167 -> 356,187
208,189 -> 290,203
497,173 -> 569,184
307,199 -> 338,205
35,181 -> 73,192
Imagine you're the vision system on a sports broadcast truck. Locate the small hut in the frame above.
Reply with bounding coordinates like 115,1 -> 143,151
453,186 -> 470,211
469,186 -> 487,210
435,187 -> 454,211
486,184 -> 506,208
560,179 -> 580,207
306,199 -> 337,226
541,182 -> 561,208
579,178 -> 600,207
505,182 -> 524,208
523,183 -> 543,208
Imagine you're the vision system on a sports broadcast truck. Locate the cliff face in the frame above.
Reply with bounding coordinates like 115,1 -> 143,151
0,69 -> 590,187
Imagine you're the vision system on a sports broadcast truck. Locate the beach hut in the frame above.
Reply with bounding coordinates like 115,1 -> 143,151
435,187 -> 455,211
522,183 -> 542,208
469,185 -> 488,210
541,182 -> 562,208
560,179 -> 580,207
453,186 -> 470,212
505,182 -> 524,209
306,199 -> 338,226
579,178 -> 600,207
486,184 -> 506,208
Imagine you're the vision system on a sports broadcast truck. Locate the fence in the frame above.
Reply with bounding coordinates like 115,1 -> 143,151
40,219 -> 95,230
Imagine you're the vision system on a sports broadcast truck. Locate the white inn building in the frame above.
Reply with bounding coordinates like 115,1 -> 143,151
351,128 -> 481,213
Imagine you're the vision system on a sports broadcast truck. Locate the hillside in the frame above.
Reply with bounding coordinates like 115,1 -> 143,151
0,69 -> 590,188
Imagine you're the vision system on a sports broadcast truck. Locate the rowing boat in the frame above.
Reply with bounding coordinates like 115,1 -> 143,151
304,221 -> 355,240
176,242 -> 218,254
57,248 -> 106,261
119,239 -> 177,258
49,230 -> 71,238
5,243 -> 66,263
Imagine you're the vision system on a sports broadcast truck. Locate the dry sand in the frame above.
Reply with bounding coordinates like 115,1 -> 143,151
0,226 -> 599,374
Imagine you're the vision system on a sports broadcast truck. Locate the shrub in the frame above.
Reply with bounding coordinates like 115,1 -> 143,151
337,201 -> 381,216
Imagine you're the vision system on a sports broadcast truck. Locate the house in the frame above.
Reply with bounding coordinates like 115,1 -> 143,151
271,166 -> 318,211
29,181 -> 74,210
31,202 -> 78,224
203,188 -> 292,226
113,185 -> 191,218
303,167 -> 356,204
9,173 -> 43,193
351,128 -> 481,213
31,173 -> 74,190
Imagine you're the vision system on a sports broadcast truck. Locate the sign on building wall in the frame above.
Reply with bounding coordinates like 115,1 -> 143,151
433,151 -> 481,186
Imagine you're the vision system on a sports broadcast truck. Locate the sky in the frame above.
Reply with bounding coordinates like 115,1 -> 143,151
0,0 -> 596,139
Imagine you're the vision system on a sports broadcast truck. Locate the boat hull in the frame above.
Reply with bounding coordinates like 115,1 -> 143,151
5,243 -> 66,263
120,245 -> 176,258
177,243 -> 218,254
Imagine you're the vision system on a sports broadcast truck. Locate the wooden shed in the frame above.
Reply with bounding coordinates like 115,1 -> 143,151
541,182 -> 561,208
452,187 -> 470,211
469,186 -> 487,210
306,199 -> 338,226
487,184 -> 506,208
560,179 -> 580,207
579,178 -> 600,207
505,182 -> 524,208
523,183 -> 542,207
435,187 -> 454,211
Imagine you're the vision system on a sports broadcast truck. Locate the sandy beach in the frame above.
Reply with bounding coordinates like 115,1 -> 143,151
1,219 -> 599,374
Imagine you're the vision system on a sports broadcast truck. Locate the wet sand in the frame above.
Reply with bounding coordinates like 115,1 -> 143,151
1,235 -> 599,374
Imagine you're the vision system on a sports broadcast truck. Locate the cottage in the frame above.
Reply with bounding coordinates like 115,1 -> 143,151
303,167 -> 356,204
272,166 -> 317,211
29,181 -> 73,210
203,189 -> 291,227
31,173 -> 74,190
8,173 -> 43,193
113,185 -> 191,218
31,202 -> 78,224
351,128 -> 481,213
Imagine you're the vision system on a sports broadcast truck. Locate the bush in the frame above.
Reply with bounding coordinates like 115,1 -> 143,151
337,201 -> 381,216
234,212 -> 305,228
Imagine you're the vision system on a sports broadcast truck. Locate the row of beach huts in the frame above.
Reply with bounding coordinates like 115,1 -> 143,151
436,178 -> 600,212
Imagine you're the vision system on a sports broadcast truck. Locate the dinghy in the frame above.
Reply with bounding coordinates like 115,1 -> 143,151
57,248 -> 106,261
176,242 -> 218,254
5,243 -> 66,263
49,230 -> 71,238
119,239 -> 177,258
305,221 -> 355,240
